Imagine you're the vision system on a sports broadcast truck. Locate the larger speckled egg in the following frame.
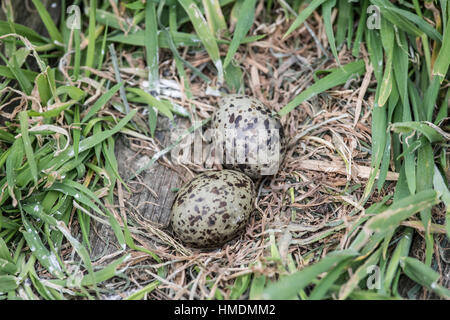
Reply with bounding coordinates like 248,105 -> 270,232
170,170 -> 255,248
211,94 -> 286,179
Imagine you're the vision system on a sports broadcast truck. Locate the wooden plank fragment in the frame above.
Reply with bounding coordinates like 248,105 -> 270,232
90,118 -> 187,258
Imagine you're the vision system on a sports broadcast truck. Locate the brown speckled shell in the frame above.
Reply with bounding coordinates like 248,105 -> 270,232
212,94 -> 286,179
171,170 -> 255,248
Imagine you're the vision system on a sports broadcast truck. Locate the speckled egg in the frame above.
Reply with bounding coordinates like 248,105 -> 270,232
212,94 -> 286,179
171,170 -> 255,248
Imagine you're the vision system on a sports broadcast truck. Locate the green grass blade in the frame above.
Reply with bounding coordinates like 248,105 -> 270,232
261,250 -> 360,299
0,275 -> 19,292
370,0 -> 423,37
80,253 -> 129,287
278,60 -> 365,116
335,0 -> 350,48
351,189 -> 439,250
223,0 -> 257,69
352,0 -> 368,57
367,190 -> 439,232
249,275 -> 266,300
283,0 -> 327,39
85,0 -> 97,76
73,104 -> 80,161
433,15 -> 450,81
82,82 -> 123,123
202,0 -> 228,38
19,112 -> 38,186
377,18 -> 395,107
400,257 -> 450,298
6,138 -> 24,205
384,228 -> 413,292
390,121 -> 444,143
416,140 -> 434,266
433,165 -> 450,238
309,258 -> 352,300
179,0 -> 223,84
21,214 -> 65,279
127,87 -> 173,119
125,281 -> 159,300
229,274 -> 251,299
0,20 -> 48,44
145,1 -> 159,91
339,247 -> 382,299
322,0 -> 339,63
35,70 -> 52,106
31,0 -> 63,44
0,65 -> 37,82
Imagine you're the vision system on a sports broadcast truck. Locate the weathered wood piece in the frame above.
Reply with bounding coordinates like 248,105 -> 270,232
90,118 -> 187,258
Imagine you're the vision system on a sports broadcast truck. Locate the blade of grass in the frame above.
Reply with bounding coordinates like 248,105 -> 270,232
322,0 -> 339,63
367,190 -> 438,233
179,0 -> 223,84
400,257 -> 450,298
127,87 -> 173,119
352,0 -> 368,57
351,189 -> 439,250
416,140 -> 435,266
82,82 -> 123,123
278,60 -> 365,116
377,17 -> 394,107
0,275 -> 19,292
19,112 -> 38,187
0,20 -> 48,44
125,281 -> 159,300
5,138 -> 24,206
202,0 -> 228,38
433,15 -> 450,81
162,29 -> 211,84
229,274 -> 251,299
108,44 -> 130,114
390,121 -> 444,143
249,274 -> 266,300
335,0 -> 350,48
309,258 -> 353,300
85,0 -> 97,77
338,247 -> 382,300
433,165 -> 450,238
31,0 -> 63,44
261,250 -> 360,300
73,104 -> 80,160
145,0 -> 159,92
283,0 -> 327,39
370,0 -> 423,38
383,228 -> 413,292
223,0 -> 257,69
20,213 -> 64,279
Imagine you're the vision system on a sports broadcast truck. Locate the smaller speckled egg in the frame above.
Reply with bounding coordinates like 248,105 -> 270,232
211,94 -> 286,179
170,170 -> 255,248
